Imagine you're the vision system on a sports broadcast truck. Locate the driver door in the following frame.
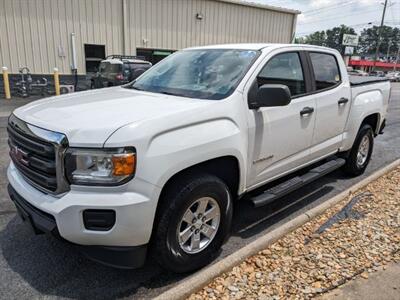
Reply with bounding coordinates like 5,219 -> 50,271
246,51 -> 317,188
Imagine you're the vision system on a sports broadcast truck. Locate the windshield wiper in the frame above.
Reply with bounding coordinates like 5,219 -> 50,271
158,91 -> 178,96
129,85 -> 144,91
127,86 -> 183,97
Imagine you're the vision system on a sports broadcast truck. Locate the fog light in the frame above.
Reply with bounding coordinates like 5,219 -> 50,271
83,210 -> 116,231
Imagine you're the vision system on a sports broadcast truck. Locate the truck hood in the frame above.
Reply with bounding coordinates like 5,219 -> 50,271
13,87 -> 213,147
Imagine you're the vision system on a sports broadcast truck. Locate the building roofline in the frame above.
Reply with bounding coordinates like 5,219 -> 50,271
216,0 -> 301,15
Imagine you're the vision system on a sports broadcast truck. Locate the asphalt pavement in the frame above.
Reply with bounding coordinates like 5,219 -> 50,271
0,84 -> 399,299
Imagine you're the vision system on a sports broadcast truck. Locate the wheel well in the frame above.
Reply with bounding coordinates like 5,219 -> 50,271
149,156 -> 240,243
361,113 -> 380,135
159,156 -> 240,200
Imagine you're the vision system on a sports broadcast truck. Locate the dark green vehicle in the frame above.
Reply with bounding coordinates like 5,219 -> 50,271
91,55 -> 152,88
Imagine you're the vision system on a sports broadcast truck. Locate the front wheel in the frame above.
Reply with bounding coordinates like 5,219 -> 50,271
342,124 -> 374,176
153,174 -> 233,273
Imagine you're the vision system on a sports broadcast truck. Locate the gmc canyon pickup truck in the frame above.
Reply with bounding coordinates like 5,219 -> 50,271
7,44 -> 390,272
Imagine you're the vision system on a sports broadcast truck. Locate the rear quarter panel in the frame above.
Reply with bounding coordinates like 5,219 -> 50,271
342,81 -> 390,150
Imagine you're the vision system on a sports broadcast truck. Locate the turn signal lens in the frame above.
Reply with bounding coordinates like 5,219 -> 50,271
112,153 -> 136,176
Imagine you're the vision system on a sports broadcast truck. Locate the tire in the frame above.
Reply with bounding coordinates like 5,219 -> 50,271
153,173 -> 233,273
342,124 -> 374,176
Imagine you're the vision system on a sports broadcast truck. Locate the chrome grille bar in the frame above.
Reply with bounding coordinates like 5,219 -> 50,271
7,114 -> 70,195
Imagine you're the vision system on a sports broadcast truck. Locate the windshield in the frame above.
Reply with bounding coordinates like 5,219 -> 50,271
126,49 -> 259,100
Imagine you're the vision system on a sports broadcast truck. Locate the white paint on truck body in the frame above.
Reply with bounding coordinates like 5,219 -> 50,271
8,44 -> 391,248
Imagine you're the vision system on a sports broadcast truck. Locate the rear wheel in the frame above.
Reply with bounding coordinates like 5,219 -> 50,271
153,174 -> 233,273
342,124 -> 374,176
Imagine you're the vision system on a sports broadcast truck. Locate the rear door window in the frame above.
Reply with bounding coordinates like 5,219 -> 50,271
257,52 -> 306,97
309,52 -> 341,91
99,62 -> 122,73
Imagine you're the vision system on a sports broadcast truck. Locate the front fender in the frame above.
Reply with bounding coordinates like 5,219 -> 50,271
105,117 -> 247,193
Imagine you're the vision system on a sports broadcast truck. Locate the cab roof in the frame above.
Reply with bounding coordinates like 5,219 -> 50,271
184,43 -> 337,52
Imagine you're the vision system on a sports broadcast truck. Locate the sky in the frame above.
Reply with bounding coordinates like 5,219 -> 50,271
242,0 -> 400,36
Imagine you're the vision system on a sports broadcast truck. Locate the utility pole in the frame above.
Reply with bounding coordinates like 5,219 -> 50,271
372,0 -> 388,71
395,47 -> 400,71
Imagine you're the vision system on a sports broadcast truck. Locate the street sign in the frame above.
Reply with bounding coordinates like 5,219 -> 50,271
342,34 -> 359,46
345,46 -> 354,55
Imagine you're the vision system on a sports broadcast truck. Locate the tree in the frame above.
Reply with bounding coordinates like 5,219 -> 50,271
296,25 -> 355,53
306,31 -> 327,46
325,25 -> 356,53
359,26 -> 400,56
295,31 -> 326,46
297,25 -> 400,57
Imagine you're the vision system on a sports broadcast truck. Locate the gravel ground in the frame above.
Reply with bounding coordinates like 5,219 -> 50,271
189,167 -> 400,300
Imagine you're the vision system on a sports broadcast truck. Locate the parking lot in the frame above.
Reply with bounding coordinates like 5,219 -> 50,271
0,83 -> 399,299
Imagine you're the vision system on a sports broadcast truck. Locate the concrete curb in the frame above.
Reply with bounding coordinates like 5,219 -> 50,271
155,159 -> 400,300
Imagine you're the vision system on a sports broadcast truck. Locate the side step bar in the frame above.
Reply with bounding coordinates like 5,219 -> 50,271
250,158 -> 346,207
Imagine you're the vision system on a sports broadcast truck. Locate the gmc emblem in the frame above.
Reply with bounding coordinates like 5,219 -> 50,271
10,145 -> 29,166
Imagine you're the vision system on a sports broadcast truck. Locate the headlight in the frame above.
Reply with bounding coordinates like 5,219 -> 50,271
65,148 -> 136,185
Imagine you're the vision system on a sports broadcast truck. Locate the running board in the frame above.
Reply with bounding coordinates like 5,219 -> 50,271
250,158 -> 346,208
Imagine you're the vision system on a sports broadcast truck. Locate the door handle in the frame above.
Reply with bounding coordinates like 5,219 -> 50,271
338,97 -> 349,105
300,107 -> 314,116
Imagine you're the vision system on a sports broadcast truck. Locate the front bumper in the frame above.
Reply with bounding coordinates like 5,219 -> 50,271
8,184 -> 147,268
7,162 -> 162,268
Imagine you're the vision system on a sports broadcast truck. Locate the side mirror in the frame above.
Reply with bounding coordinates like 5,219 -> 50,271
248,83 -> 291,109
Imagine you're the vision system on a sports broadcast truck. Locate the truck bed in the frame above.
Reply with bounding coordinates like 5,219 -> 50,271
349,75 -> 389,86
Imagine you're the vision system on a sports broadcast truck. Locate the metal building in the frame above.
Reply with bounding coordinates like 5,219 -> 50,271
0,0 -> 299,75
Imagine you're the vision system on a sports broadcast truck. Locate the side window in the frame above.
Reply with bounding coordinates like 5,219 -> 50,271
257,52 -> 306,97
309,52 -> 341,90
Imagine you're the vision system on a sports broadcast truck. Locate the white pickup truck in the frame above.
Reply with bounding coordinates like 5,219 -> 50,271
7,44 -> 390,272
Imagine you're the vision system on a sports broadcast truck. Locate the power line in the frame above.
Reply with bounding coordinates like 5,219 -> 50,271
297,24 -> 370,35
299,7 -> 381,25
302,1 -> 357,16
296,20 -> 399,37
296,21 -> 379,36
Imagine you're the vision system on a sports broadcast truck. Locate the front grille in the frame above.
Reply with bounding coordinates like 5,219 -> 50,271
7,114 -> 69,194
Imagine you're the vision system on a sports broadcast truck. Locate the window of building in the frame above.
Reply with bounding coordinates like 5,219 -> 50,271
257,52 -> 306,97
309,52 -> 341,91
84,44 -> 106,73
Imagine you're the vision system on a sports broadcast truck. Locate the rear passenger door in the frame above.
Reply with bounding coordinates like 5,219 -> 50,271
307,51 -> 351,159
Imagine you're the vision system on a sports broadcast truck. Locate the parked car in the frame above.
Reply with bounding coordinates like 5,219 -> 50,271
385,71 -> 400,82
369,70 -> 385,77
347,69 -> 368,76
7,44 -> 390,273
90,55 -> 152,88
